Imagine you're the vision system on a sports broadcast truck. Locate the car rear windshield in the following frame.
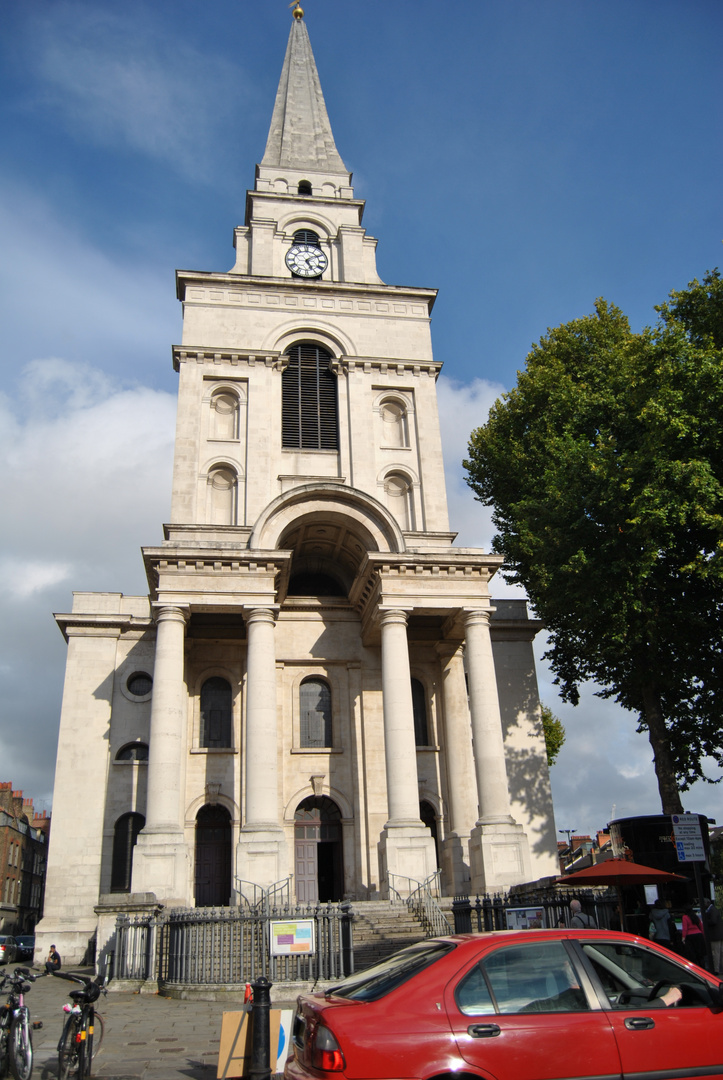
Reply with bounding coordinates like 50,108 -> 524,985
326,941 -> 455,1001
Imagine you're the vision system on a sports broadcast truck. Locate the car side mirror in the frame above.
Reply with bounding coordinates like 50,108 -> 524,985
708,982 -> 723,1009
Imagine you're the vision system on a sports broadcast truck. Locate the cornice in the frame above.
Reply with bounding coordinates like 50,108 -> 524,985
175,270 -> 437,308
172,344 -> 442,378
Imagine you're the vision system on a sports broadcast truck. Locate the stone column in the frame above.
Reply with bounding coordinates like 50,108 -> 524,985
464,609 -> 532,892
132,604 -> 191,904
378,609 -> 436,896
436,643 -> 478,892
236,607 -> 289,891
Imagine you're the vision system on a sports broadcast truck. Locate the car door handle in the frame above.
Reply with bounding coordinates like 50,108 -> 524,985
624,1017 -> 655,1030
468,1023 -> 501,1038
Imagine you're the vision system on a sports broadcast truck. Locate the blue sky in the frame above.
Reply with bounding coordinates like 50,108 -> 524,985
1,0 -> 721,837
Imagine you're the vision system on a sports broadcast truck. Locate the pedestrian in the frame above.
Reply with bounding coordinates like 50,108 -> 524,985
649,897 -> 672,946
703,898 -> 723,974
45,943 -> 61,974
569,899 -> 596,928
681,906 -> 706,966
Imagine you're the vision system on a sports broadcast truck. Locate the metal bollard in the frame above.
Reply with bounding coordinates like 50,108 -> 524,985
249,975 -> 272,1080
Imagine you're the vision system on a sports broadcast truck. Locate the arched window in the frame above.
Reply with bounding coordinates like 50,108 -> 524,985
293,228 -> 319,244
384,472 -> 413,529
210,390 -> 239,440
207,466 -> 236,525
110,812 -> 145,892
116,742 -> 149,762
200,677 -> 233,748
298,181 -> 313,196
380,399 -> 408,448
412,678 -> 429,746
282,344 -> 338,450
300,678 -> 332,748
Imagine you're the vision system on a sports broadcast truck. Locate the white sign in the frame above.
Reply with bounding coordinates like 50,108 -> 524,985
671,813 -> 705,862
269,919 -> 316,955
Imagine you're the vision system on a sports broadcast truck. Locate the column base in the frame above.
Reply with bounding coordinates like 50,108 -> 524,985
469,820 -> 532,893
440,834 -> 472,895
34,917 -> 98,968
131,828 -> 191,906
379,824 -> 437,898
235,826 -> 290,895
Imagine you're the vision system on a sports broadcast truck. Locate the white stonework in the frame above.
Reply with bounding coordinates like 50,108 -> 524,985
36,12 -> 558,964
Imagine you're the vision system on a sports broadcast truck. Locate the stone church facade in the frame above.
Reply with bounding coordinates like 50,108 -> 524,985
37,8 -> 557,962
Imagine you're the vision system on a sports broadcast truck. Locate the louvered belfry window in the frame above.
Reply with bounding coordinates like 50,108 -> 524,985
282,343 -> 338,450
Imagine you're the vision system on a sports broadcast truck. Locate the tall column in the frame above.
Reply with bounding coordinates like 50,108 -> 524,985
378,609 -> 436,896
436,643 -> 478,892
236,607 -> 289,891
464,608 -> 532,892
132,604 -> 191,903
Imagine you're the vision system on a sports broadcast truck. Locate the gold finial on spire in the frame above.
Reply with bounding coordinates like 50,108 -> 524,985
290,1 -> 304,18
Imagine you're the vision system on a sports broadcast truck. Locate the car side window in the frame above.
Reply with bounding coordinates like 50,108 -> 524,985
581,941 -> 714,1008
458,942 -> 590,1015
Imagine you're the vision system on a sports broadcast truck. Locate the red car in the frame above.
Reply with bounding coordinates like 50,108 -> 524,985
285,929 -> 723,1080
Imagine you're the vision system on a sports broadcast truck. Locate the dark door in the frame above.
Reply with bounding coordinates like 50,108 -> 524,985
195,804 -> 231,907
294,796 -> 343,902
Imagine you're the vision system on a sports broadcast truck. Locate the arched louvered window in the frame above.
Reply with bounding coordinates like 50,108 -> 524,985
300,678 -> 332,748
200,677 -> 233,748
412,678 -> 429,746
282,344 -> 338,450
111,812 -> 145,892
293,228 -> 319,243
298,181 -> 313,196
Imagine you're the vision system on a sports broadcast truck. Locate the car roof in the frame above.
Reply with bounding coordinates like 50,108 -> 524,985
436,929 -> 650,949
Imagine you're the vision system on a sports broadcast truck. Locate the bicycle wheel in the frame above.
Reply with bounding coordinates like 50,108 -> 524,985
80,1010 -> 93,1080
89,1010 -> 104,1056
9,1014 -> 32,1080
58,1016 -> 79,1080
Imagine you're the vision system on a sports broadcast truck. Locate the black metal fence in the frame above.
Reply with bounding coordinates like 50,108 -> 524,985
113,901 -> 353,986
452,890 -> 621,933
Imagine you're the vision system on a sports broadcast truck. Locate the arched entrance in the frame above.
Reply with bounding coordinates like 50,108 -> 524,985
420,800 -> 440,870
194,804 -> 231,907
294,796 -> 343,903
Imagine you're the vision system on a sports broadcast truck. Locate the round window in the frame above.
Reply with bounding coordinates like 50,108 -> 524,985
126,672 -> 153,697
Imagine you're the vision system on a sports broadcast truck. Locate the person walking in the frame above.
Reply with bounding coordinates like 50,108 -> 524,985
649,898 -> 673,947
703,897 -> 723,974
681,906 -> 706,966
569,899 -> 596,928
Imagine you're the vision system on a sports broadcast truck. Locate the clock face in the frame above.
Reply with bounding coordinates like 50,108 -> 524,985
285,243 -> 328,278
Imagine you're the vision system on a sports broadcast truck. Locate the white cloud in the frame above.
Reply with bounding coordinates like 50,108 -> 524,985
0,559 -> 72,600
17,2 -> 252,182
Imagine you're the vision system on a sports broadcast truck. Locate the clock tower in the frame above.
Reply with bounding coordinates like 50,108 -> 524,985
37,5 -> 557,963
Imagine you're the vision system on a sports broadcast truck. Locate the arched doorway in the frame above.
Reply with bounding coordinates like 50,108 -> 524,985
194,804 -> 231,907
294,796 -> 343,903
420,800 -> 440,870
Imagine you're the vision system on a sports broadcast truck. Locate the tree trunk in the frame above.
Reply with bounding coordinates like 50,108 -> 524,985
641,683 -> 684,814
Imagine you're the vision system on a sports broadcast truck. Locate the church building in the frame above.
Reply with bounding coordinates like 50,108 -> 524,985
37,6 -> 557,963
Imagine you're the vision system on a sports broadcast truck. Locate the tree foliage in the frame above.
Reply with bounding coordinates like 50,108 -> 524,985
540,704 -> 566,768
464,270 -> 723,814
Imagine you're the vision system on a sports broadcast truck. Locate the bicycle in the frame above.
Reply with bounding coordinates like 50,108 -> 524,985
0,966 -> 39,1080
52,972 -> 106,1080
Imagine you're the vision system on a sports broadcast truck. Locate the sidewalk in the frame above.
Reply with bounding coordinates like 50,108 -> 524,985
24,969 -> 289,1080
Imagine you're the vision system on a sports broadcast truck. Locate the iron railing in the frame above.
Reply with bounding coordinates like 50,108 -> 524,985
452,890 -> 620,934
113,900 -> 353,986
388,871 -> 452,938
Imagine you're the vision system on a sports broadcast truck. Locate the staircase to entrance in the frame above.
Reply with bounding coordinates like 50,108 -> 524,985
351,899 -> 453,971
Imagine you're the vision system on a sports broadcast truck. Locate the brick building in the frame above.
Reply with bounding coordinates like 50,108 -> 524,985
0,783 -> 50,933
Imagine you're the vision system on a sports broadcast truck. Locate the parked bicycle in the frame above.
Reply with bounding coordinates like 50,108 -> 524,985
0,966 -> 38,1080
51,972 -> 106,1080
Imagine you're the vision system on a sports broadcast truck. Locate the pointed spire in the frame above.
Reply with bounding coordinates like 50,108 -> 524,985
261,14 -> 348,177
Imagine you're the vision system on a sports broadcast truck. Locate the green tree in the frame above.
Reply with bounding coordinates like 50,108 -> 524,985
540,704 -> 566,768
464,271 -> 723,814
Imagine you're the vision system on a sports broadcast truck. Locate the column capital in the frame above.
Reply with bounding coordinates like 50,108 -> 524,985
434,640 -> 464,663
150,603 -> 189,626
244,606 -> 279,628
463,606 -> 495,629
378,607 -> 412,629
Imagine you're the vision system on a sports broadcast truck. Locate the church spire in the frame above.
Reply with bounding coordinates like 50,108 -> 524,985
260,10 -> 349,181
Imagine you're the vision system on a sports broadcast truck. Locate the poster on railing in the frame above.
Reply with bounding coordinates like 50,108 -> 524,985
505,906 -> 546,930
269,918 -> 316,955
